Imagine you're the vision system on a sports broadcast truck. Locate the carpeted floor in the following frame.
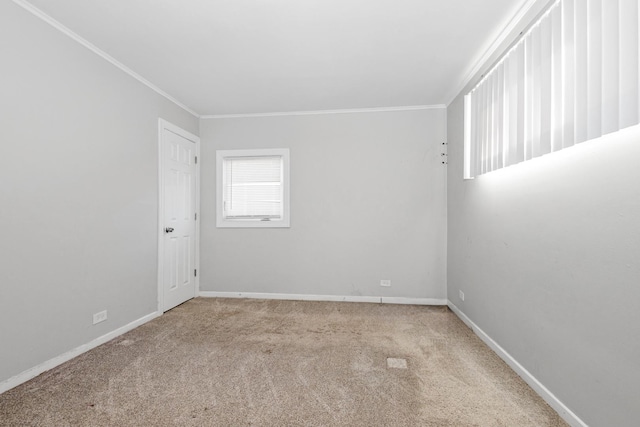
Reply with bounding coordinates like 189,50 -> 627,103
0,298 -> 568,426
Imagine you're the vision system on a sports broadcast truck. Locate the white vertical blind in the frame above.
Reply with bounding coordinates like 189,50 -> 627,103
222,156 -> 283,219
619,0 -> 640,129
464,0 -> 640,179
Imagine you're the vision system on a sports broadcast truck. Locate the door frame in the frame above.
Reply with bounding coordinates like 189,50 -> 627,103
157,118 -> 201,313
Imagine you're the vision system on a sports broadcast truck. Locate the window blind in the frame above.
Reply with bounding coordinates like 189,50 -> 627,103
464,0 -> 640,178
222,155 -> 284,220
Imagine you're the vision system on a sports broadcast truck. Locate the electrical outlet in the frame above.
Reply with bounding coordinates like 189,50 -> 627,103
459,290 -> 465,301
93,310 -> 107,325
380,280 -> 391,287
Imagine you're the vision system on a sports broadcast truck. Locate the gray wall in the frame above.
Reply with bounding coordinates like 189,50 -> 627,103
447,94 -> 640,425
200,109 -> 447,300
0,2 -> 198,385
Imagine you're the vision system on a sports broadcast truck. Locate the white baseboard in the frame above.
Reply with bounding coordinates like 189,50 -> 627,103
381,296 -> 447,305
199,291 -> 447,306
0,311 -> 161,395
447,302 -> 588,427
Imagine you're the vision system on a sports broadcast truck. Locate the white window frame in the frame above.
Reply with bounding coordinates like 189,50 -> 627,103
216,148 -> 290,228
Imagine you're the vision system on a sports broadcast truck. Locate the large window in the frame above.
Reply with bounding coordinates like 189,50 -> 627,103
216,148 -> 290,228
464,0 -> 640,178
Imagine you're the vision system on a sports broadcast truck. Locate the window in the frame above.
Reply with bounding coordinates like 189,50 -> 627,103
464,0 -> 640,179
216,148 -> 290,228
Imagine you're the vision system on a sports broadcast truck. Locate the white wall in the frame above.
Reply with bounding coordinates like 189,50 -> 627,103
200,109 -> 447,301
447,93 -> 640,426
0,2 -> 198,386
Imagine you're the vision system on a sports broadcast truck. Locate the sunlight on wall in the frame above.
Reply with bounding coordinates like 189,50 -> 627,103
471,123 -> 640,188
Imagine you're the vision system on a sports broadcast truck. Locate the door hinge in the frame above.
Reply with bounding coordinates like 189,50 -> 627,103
195,156 -> 198,164
195,213 -> 197,220
194,269 -> 197,277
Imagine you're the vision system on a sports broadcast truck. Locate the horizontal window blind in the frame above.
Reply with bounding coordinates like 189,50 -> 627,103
464,0 -> 640,178
222,155 -> 284,220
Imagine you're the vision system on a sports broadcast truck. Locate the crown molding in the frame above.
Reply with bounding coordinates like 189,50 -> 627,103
444,0 -> 553,106
12,0 -> 200,118
201,104 -> 446,119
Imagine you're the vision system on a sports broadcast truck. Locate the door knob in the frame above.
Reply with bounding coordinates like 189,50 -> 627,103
165,227 -> 174,233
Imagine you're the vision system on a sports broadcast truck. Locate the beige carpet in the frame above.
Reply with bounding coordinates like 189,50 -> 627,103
0,298 -> 568,426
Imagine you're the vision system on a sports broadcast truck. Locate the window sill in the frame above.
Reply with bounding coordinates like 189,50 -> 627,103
216,219 -> 290,228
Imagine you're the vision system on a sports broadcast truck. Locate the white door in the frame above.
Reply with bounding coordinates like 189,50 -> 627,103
160,121 -> 198,312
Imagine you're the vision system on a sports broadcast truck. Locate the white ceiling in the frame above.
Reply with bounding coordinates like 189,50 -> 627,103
23,0 -> 530,116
